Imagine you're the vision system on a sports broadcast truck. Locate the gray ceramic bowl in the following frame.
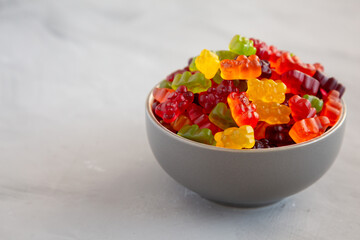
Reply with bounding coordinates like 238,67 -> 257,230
145,85 -> 346,207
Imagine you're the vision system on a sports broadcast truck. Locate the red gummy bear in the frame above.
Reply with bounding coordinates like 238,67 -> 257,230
281,70 -> 320,96
273,52 -> 316,76
198,80 -> 240,113
227,92 -> 259,128
155,86 -> 194,123
288,95 -> 317,121
250,38 -> 284,66
186,103 -> 221,135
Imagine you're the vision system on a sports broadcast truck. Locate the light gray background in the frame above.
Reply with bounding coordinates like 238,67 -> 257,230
0,0 -> 359,239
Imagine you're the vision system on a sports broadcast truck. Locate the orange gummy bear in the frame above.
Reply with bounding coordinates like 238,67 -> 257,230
289,116 -> 330,143
320,90 -> 342,126
153,88 -> 175,103
170,114 -> 192,132
220,55 -> 261,80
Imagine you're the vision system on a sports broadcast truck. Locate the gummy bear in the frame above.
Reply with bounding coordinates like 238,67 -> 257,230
253,100 -> 291,125
155,86 -> 194,123
172,71 -> 212,94
313,63 -> 324,72
259,60 -> 272,79
283,93 -> 295,107
152,88 -> 175,103
198,80 -> 239,113
187,103 -> 221,135
214,126 -> 255,149
273,52 -> 316,76
250,38 -> 284,66
195,49 -> 220,79
215,50 -> 238,61
281,70 -> 320,96
188,57 -> 198,72
209,102 -> 237,130
289,116 -> 330,143
229,35 -> 257,56
303,94 -> 323,113
227,92 -> 259,128
265,124 -> 295,146
252,138 -> 273,149
312,70 -> 345,97
177,124 -> 215,145
288,95 -> 317,121
320,90 -> 342,126
220,55 -> 261,80
246,78 -> 287,103
170,114 -> 192,132
159,80 -> 172,89
212,71 -> 224,84
254,121 -> 270,140
166,68 -> 188,82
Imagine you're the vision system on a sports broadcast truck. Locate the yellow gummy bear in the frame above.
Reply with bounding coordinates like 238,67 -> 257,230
246,78 -> 287,103
195,49 -> 220,79
214,126 -> 255,149
253,100 -> 291,125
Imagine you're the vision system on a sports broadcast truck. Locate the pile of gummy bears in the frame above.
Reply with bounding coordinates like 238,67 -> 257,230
151,34 -> 345,149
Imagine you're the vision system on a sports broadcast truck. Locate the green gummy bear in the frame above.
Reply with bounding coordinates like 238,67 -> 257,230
303,94 -> 324,113
189,57 -> 198,71
172,71 -> 211,94
212,70 -> 223,84
215,50 -> 238,61
177,124 -> 215,145
229,34 -> 257,56
209,102 -> 238,130
159,79 -> 172,89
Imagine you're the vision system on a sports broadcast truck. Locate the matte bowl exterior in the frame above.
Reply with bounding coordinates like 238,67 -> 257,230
145,89 -> 346,206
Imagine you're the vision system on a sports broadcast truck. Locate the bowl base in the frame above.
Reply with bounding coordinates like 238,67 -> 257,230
206,198 -> 284,208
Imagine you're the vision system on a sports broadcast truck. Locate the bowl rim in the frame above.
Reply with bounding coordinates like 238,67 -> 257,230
146,83 -> 347,153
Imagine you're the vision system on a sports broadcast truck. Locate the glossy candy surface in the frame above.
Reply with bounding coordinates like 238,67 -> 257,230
289,95 -> 317,121
320,90 -> 342,126
253,100 -> 291,125
209,102 -> 237,130
246,78 -> 287,103
152,88 -> 175,103
215,50 -> 238,61
187,103 -> 221,135
227,92 -> 259,128
170,114 -> 192,132
252,138 -> 273,149
274,52 -> 316,76
195,49 -> 220,79
155,86 -> 194,123
312,70 -> 345,97
265,124 -> 294,146
177,124 -> 215,145
153,34 -> 345,147
303,94 -> 323,113
172,71 -> 212,94
281,70 -> 320,96
229,35 -> 257,56
214,126 -> 255,149
289,116 -> 330,143
198,80 -> 239,113
220,55 -> 261,80
259,60 -> 272,79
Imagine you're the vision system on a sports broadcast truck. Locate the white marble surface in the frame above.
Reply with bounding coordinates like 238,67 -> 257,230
0,0 -> 359,239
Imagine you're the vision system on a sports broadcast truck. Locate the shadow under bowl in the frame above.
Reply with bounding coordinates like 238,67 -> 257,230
145,85 -> 346,207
